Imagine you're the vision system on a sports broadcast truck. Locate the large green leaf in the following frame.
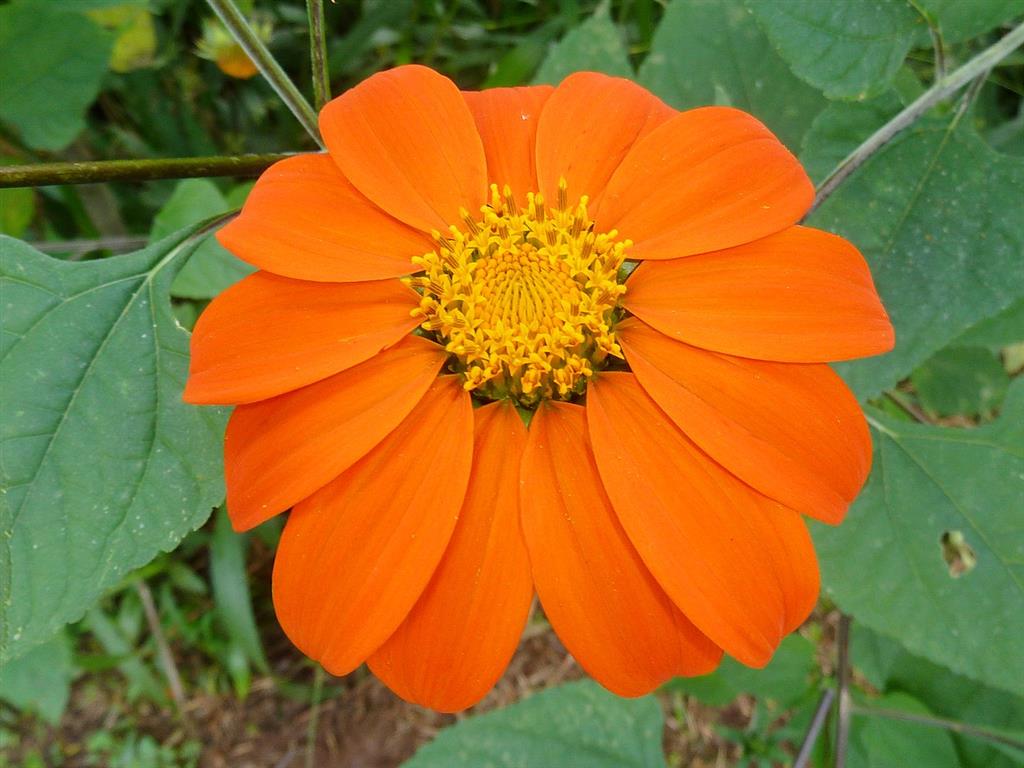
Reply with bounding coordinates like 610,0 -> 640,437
0,1 -> 112,151
804,103 -> 1024,400
0,631 -> 73,723
747,0 -> 923,100
813,380 -> 1024,696
638,0 -> 827,149
533,2 -> 632,85
403,680 -> 664,768
0,227 -> 227,663
914,0 -> 1024,44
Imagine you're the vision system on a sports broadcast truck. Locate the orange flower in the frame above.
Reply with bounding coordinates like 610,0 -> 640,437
184,65 -> 894,712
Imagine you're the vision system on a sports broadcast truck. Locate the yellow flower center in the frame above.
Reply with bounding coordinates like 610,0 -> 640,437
409,183 -> 629,406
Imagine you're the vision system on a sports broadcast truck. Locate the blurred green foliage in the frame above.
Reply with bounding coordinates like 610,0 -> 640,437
1,1 -> 1023,766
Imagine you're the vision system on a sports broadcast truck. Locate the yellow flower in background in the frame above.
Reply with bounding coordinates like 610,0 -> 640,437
196,14 -> 272,80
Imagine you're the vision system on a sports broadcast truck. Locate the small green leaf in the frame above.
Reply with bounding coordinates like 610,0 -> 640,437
0,226 -> 227,663
849,693 -> 960,768
805,103 -> 1024,400
404,680 -> 664,768
211,508 -> 268,674
911,346 -> 1010,418
814,380 -> 1024,696
664,633 -> 817,709
0,1 -> 113,151
0,631 -> 73,723
854,624 -> 1024,768
747,0 -> 923,100
533,2 -> 632,85
639,0 -> 827,149
152,179 -> 253,300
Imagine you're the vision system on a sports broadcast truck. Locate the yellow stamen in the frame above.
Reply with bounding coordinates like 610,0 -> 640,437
407,181 -> 629,406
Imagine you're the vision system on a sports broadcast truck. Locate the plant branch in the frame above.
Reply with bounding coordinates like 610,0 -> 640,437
834,614 -> 853,768
206,0 -> 324,148
811,19 -> 1024,213
135,580 -> 192,732
307,0 -> 332,110
851,704 -> 1024,751
0,153 -> 294,188
305,665 -> 325,768
794,688 -> 836,768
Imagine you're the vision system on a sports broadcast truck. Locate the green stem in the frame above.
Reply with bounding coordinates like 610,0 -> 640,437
307,0 -> 332,110
834,614 -> 853,768
0,153 -> 294,189
811,19 -> 1024,213
206,0 -> 324,148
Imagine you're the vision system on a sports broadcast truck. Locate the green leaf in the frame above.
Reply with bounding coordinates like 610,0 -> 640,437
664,633 -> 817,709
813,379 -> 1024,696
533,2 -> 632,85
911,346 -> 1010,418
0,1 -> 113,151
914,0 -> 1024,45
849,693 -> 960,768
638,0 -> 827,149
0,631 -> 73,723
747,0 -> 923,100
854,625 -> 1024,768
211,508 -> 268,674
956,298 -> 1024,349
805,104 -> 1024,400
151,179 -> 253,300
403,680 -> 664,768
0,227 -> 227,664
0,187 -> 33,238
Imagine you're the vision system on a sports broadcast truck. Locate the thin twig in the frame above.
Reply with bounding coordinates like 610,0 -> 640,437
953,67 -> 995,126
305,665 -> 325,768
851,704 -> 1024,751
29,236 -> 148,256
885,390 -> 930,423
794,688 -> 836,768
306,0 -> 332,111
0,153 -> 293,189
811,19 -> 1024,213
206,0 -> 324,147
909,0 -> 947,80
834,614 -> 853,768
135,580 -> 192,731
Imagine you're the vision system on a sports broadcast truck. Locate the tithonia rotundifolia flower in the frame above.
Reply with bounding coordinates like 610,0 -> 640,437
184,65 -> 894,712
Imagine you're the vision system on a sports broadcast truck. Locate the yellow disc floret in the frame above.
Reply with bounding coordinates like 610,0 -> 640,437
408,182 -> 629,406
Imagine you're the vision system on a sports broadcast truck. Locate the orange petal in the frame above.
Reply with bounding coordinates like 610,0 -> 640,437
272,376 -> 474,676
587,373 -> 802,667
521,402 -> 721,696
535,72 -> 674,209
596,107 -> 813,260
319,65 -> 487,233
369,402 -> 533,712
463,85 -> 553,207
618,319 -> 871,524
216,154 -> 431,282
756,497 -> 820,634
184,272 -> 420,405
624,226 -> 895,362
224,336 -> 446,531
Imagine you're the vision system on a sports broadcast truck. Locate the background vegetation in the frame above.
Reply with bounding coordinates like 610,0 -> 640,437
1,0 -> 1022,766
